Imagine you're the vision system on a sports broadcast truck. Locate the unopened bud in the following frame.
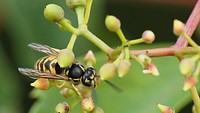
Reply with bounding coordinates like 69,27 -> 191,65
30,78 -> 49,90
66,0 -> 86,10
192,105 -> 196,113
44,4 -> 64,22
99,63 -> 117,80
81,97 -> 95,112
157,103 -> 175,113
105,15 -> 121,32
118,59 -> 131,78
91,106 -> 104,113
142,30 -> 155,44
173,19 -> 185,36
57,48 -> 75,68
183,76 -> 198,91
55,102 -> 70,113
84,50 -> 96,66
143,63 -> 159,76
179,58 -> 195,75
60,88 -> 76,98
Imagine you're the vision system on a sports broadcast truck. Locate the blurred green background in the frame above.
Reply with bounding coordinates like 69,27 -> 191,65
0,0 -> 199,113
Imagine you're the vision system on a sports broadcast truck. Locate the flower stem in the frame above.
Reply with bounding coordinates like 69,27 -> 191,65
58,19 -> 77,33
79,25 -> 113,56
128,38 -> 144,45
67,34 -> 77,50
175,0 -> 200,47
182,32 -> 199,48
190,87 -> 200,113
75,6 -> 85,25
116,29 -> 127,45
83,0 -> 93,24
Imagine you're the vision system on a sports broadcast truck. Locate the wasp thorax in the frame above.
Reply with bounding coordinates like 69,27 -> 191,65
66,63 -> 85,84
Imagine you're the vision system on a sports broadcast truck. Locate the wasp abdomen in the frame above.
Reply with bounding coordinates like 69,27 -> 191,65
35,56 -> 63,74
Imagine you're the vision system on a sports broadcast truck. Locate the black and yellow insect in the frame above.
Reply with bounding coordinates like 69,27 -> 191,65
18,43 -> 98,88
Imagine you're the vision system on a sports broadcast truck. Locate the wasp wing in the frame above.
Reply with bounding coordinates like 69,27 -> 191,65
28,43 -> 60,56
18,68 -> 68,81
105,80 -> 124,93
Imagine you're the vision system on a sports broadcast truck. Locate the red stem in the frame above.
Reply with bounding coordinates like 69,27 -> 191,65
174,0 -> 200,47
130,0 -> 200,57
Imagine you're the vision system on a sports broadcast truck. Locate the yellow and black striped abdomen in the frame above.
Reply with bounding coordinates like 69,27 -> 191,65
35,56 -> 63,74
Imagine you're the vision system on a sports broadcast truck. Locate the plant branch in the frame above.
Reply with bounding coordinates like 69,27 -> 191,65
174,0 -> 200,47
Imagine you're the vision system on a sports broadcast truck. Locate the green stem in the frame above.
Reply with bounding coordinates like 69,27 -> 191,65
84,0 -> 93,24
113,52 -> 124,66
75,6 -> 85,25
67,34 -> 77,50
116,29 -> 127,45
58,19 -> 77,33
182,32 -> 199,48
69,96 -> 81,109
124,47 -> 130,60
193,61 -> 200,78
79,25 -> 113,56
128,38 -> 144,45
190,87 -> 200,113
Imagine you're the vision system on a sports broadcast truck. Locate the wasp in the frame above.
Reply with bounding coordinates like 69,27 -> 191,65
18,43 -> 99,88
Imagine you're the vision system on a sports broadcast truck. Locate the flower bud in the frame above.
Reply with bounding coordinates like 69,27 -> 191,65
60,88 -> 76,98
99,63 -> 117,80
173,19 -> 185,36
118,59 -> 131,78
66,0 -> 86,10
143,63 -> 159,76
138,54 -> 151,66
179,58 -> 195,75
81,97 -> 95,112
142,30 -> 155,44
157,103 -> 175,113
105,15 -> 121,32
84,50 -> 96,66
183,76 -> 198,91
192,105 -> 196,113
91,106 -> 104,113
30,78 -> 49,90
55,102 -> 70,113
44,4 -> 65,22
57,48 -> 75,68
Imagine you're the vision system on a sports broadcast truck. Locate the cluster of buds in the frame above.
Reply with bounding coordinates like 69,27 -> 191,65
173,19 -> 200,92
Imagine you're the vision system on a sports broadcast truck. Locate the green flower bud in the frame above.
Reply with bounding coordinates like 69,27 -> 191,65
60,88 -> 76,98
57,48 -> 75,68
55,102 -> 70,113
179,58 -> 195,75
81,97 -> 95,112
44,4 -> 64,22
118,59 -> 131,78
183,76 -> 198,91
84,50 -> 96,67
142,30 -> 155,44
173,19 -> 185,36
30,78 -> 49,90
66,0 -> 86,10
105,15 -> 121,32
99,63 -> 117,80
91,106 -> 104,113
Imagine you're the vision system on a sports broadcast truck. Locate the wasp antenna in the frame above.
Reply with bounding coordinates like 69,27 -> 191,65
105,80 -> 124,93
